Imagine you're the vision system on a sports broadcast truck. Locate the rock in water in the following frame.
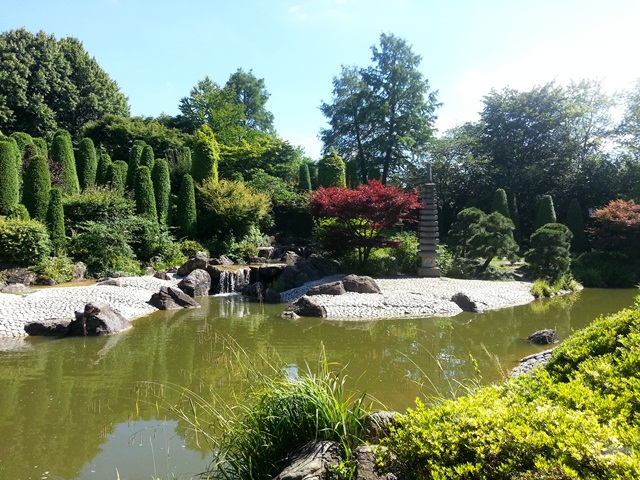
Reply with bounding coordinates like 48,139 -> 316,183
178,269 -> 211,297
150,286 -> 200,310
285,295 -> 327,317
68,302 -> 132,336
527,329 -> 559,345
451,292 -> 480,313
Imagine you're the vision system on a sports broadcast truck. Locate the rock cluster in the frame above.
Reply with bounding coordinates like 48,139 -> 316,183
25,302 -> 132,336
511,349 -> 555,378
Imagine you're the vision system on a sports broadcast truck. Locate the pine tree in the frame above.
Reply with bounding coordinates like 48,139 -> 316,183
565,198 -> 589,253
317,148 -> 346,188
51,130 -> 80,195
152,159 -> 170,224
191,125 -> 220,184
96,152 -> 112,186
177,174 -> 197,238
76,137 -> 97,190
126,140 -> 146,191
0,140 -> 20,215
133,166 -> 157,221
491,188 -> 510,219
508,191 -> 522,244
22,155 -> 51,221
106,161 -> 128,195
46,187 -> 66,253
297,163 -> 312,192
140,144 -> 155,171
534,195 -> 557,230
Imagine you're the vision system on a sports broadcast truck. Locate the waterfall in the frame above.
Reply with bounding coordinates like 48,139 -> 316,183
217,267 -> 251,294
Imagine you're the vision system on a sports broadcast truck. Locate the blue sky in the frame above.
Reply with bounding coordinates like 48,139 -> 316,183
1,0 -> 638,158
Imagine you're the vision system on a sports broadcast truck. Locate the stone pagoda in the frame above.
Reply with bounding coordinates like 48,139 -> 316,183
417,165 -> 440,277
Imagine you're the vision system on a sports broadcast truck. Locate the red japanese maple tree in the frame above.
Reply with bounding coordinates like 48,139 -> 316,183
309,180 -> 422,265
588,199 -> 640,255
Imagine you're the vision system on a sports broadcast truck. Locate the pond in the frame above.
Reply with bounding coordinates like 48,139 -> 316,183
0,287 -> 636,479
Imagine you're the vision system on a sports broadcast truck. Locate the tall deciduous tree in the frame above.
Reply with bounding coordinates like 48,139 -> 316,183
225,68 -> 275,134
321,34 -> 440,185
0,29 -> 129,138
22,155 -> 51,221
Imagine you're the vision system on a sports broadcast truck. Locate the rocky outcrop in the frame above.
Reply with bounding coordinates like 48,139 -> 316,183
274,440 -> 343,480
150,286 -> 200,310
527,329 -> 559,345
178,269 -> 211,297
284,295 -> 327,318
342,275 -> 381,294
25,302 -> 132,336
177,251 -> 209,277
306,281 -> 346,296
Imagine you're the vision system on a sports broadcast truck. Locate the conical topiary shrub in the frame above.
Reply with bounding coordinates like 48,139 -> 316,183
51,130 -> 80,195
76,137 -> 97,190
0,140 -> 20,215
152,158 -> 171,224
177,174 -> 197,238
317,148 -> 346,188
565,198 -> 589,253
22,155 -> 51,221
133,166 -> 157,221
534,195 -> 557,231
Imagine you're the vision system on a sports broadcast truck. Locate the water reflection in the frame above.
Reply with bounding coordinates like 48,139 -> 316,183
0,288 -> 635,479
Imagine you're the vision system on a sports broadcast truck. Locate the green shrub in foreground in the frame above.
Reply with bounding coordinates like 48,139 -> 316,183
32,255 -> 76,284
0,217 -> 51,265
382,302 -> 640,479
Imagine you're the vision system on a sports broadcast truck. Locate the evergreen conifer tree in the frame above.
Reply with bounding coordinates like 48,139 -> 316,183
106,161 -> 127,195
96,152 -> 112,186
534,195 -> 557,230
491,188 -> 510,219
133,166 -> 157,221
298,163 -> 312,192
152,159 -> 171,224
317,148 -> 346,188
565,198 -> 589,253
177,174 -> 197,238
33,137 -> 48,158
51,130 -> 80,195
140,144 -> 155,171
191,125 -> 219,184
126,140 -> 146,191
345,159 -> 359,189
46,187 -> 66,253
0,140 -> 20,215
308,163 -> 318,190
22,155 -> 51,221
76,137 -> 98,190
508,191 -> 522,244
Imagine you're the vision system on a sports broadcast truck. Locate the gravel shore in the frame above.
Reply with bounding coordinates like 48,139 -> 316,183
0,275 -> 535,338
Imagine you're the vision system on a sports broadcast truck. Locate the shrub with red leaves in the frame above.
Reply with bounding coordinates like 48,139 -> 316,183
587,199 -> 640,255
309,180 -> 421,265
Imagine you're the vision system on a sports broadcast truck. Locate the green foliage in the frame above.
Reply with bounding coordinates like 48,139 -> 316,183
22,155 -> 51,221
530,276 -> 578,298
50,130 -> 80,195
572,252 -> 640,288
0,140 -> 20,215
95,152 -> 112,186
10,132 -> 34,159
345,159 -> 359,189
6,203 -> 30,220
191,124 -> 220,184
0,29 -> 129,138
106,160 -> 127,195
176,174 -> 197,239
139,144 -> 155,170
68,220 -> 141,277
565,198 -> 588,253
392,231 -> 420,274
508,191 -> 522,243
491,188 -> 510,218
133,166 -> 157,221
447,207 -> 485,258
46,187 -> 66,254
223,225 -> 271,261
125,140 -> 146,191
33,137 -> 48,158
178,239 -> 208,258
63,187 -> 134,227
196,179 -> 271,242
308,162 -> 319,190
534,194 -> 557,231
298,163 -> 312,192
165,146 -> 192,193
525,223 -> 572,281
435,244 -> 455,275
126,216 -> 175,263
0,217 -> 51,265
152,158 -> 171,224
76,137 -> 98,190
317,148 -> 346,188
32,255 -> 76,284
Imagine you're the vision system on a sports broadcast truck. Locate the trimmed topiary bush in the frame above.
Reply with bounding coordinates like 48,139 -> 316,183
508,191 -> 521,244
63,187 -> 134,227
46,187 -> 66,254
491,188 -> 510,219
152,158 -> 171,224
96,152 -> 112,186
0,140 -> 20,215
176,173 -> 197,238
317,148 -> 346,188
0,217 -> 51,265
51,130 -> 80,195
106,160 -> 128,195
140,144 -> 155,171
22,155 -> 51,221
565,198 -> 588,253
525,223 -> 572,281
191,125 -> 220,184
126,140 -> 146,191
534,194 -> 556,231
133,166 -> 157,221
76,137 -> 97,190
297,163 -> 312,192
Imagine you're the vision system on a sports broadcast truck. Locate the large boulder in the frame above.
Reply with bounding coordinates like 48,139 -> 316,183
273,440 -> 343,480
24,319 -> 71,336
342,275 -> 381,294
306,281 -> 346,296
285,295 -> 327,318
354,445 -> 398,480
450,292 -> 480,313
281,251 -> 302,266
73,261 -> 87,281
177,251 -> 209,277
362,411 -> 401,443
150,286 -> 200,310
67,303 -> 132,336
178,269 -> 211,297
527,329 -> 559,345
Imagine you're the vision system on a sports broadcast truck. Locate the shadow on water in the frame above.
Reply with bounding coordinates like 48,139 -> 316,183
0,287 -> 635,479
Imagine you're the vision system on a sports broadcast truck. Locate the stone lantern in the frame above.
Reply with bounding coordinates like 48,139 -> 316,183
418,165 -> 440,277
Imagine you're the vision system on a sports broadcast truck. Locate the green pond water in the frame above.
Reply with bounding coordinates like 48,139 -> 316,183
0,287 -> 636,480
